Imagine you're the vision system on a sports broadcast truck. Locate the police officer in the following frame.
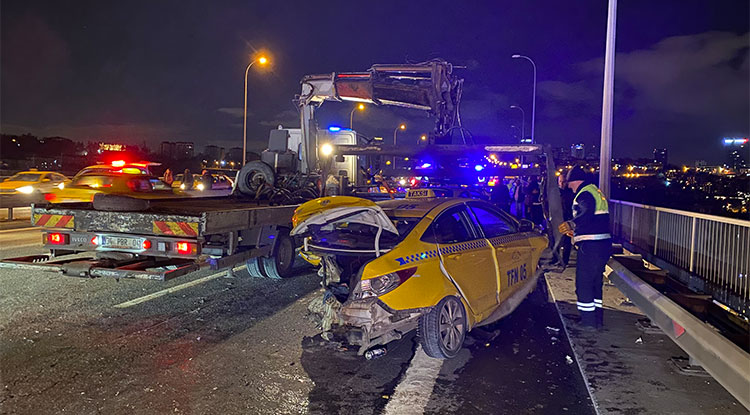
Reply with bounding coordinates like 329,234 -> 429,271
558,165 -> 611,328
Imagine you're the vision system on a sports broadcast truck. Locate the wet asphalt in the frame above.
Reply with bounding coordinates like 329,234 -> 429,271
0,232 -> 595,414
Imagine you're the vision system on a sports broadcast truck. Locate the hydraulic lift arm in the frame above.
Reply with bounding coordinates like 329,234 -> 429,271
296,59 -> 464,173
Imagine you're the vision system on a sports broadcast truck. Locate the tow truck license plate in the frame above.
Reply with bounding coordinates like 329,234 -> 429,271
100,236 -> 143,250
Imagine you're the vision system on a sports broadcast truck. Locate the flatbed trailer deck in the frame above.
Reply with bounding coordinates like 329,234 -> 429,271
0,196 -> 300,281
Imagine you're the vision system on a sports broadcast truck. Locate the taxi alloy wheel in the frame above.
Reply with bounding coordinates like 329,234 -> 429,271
419,296 -> 466,359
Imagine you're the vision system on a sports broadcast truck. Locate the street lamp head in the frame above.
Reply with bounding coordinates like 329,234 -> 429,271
510,105 -> 519,109
420,135 -> 427,141
258,56 -> 268,65
511,54 -> 521,58
358,103 -> 365,110
399,124 -> 406,130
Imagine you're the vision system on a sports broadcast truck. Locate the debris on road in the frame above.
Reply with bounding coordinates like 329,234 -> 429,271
635,336 -> 643,344
545,326 -> 560,335
565,355 -> 574,365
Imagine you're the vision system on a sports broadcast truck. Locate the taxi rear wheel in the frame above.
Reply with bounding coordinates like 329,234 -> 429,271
419,296 -> 466,359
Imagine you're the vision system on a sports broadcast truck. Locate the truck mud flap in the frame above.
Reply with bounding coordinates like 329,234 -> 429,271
0,255 -> 200,281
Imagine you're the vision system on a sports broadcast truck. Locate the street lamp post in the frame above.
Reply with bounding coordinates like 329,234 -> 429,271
511,55 -> 536,144
392,124 -> 405,167
243,56 -> 268,166
510,125 -> 522,141
349,103 -> 365,129
510,105 -> 525,140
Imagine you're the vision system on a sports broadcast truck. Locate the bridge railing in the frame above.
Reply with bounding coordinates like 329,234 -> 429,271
610,199 -> 749,316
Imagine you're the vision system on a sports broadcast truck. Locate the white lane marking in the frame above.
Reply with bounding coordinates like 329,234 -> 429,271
113,266 -> 242,309
546,274 -> 602,415
0,227 -> 39,234
383,345 -> 445,415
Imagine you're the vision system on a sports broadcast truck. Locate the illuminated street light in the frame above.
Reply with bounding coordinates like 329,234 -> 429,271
350,103 -> 365,129
393,124 -> 405,167
418,134 -> 428,144
510,105 -> 525,140
511,55 -> 536,144
243,54 -> 270,166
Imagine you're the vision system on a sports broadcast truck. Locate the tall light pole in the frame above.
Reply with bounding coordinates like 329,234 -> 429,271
510,125 -> 522,141
393,123 -> 406,145
350,103 -> 365,129
243,55 -> 269,166
510,105 -> 525,140
511,54 -> 537,144
598,0 -> 618,199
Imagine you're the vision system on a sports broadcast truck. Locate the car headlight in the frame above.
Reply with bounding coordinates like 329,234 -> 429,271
16,185 -> 34,194
355,267 -> 417,299
196,183 -> 205,191
179,184 -> 185,190
57,183 -> 65,190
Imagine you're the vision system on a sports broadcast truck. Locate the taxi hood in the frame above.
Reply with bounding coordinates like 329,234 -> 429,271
291,196 -> 398,237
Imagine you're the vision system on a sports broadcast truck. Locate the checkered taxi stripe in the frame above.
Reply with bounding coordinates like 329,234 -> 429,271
395,233 -> 538,266
395,239 -> 488,266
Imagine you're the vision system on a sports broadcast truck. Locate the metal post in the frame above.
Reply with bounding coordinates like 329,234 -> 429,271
511,56 -> 536,143
689,217 -> 697,272
510,105 -> 525,140
654,210 -> 660,255
242,60 -> 258,167
7,207 -> 13,221
598,0 -> 617,199
630,205 -> 635,244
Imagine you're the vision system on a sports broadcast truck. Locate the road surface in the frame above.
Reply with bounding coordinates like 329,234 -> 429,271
0,226 -> 595,414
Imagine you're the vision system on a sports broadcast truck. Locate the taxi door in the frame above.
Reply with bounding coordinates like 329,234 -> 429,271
466,202 -> 534,304
422,205 -> 499,317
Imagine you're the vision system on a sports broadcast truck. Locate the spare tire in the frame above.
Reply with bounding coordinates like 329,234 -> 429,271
93,193 -> 151,212
236,161 -> 275,196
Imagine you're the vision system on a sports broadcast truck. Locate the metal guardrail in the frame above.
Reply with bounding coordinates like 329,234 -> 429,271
606,257 -> 750,410
610,199 -> 750,316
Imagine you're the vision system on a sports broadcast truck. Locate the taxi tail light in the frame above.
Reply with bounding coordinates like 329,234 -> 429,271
46,232 -> 69,245
175,241 -> 196,255
44,193 -> 56,201
360,267 -> 417,297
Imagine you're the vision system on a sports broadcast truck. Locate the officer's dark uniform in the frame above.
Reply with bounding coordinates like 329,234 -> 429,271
567,169 -> 611,328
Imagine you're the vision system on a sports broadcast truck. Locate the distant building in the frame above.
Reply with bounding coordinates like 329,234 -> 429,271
160,141 -> 194,159
723,138 -> 748,169
572,143 -> 586,159
203,145 -> 224,161
653,148 -> 668,166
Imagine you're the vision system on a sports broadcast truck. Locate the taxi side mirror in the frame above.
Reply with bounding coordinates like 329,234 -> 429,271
519,219 -> 534,232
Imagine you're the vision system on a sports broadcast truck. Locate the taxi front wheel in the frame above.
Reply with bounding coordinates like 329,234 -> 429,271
418,296 -> 466,359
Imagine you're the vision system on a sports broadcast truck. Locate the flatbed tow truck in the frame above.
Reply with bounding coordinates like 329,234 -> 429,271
0,60 -> 564,281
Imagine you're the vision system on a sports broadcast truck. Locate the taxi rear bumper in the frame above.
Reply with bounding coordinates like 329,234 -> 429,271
340,297 -> 430,354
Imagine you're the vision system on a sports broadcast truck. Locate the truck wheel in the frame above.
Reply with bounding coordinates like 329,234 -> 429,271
245,257 -> 267,278
236,161 -> 275,196
418,296 -> 466,359
261,230 -> 296,279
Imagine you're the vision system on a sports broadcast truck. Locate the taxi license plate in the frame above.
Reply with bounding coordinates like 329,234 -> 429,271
100,236 -> 143,250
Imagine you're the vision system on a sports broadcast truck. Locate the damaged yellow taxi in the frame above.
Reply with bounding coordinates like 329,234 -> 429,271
291,189 -> 549,359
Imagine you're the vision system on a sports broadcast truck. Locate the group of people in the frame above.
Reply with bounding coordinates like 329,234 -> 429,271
489,176 -> 544,225
162,168 -> 214,190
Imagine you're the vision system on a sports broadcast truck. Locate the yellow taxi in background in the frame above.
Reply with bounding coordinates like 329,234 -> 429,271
291,190 -> 548,358
0,170 -> 69,196
44,173 -> 166,203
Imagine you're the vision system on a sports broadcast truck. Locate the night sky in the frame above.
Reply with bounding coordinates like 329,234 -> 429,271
1,0 -> 748,164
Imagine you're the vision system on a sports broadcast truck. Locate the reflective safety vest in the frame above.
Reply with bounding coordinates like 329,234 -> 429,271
572,184 -> 611,243
573,184 -> 609,215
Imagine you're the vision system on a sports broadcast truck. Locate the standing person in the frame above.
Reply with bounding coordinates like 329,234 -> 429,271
558,173 -> 574,266
182,169 -> 194,190
490,181 -> 511,213
201,169 -> 213,190
512,178 -> 525,219
525,177 -> 543,225
163,168 -> 174,185
558,165 -> 611,328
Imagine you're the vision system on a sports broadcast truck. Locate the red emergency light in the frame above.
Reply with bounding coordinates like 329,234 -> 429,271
175,241 -> 196,255
111,160 -> 126,167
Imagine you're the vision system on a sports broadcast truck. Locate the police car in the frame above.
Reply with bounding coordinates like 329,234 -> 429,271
291,188 -> 548,358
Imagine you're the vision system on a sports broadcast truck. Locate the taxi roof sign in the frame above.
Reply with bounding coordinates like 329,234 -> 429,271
406,188 -> 452,198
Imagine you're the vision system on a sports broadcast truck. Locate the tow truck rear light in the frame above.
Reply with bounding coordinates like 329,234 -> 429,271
91,236 -> 99,245
46,232 -> 69,245
142,239 -> 151,250
175,241 -> 196,255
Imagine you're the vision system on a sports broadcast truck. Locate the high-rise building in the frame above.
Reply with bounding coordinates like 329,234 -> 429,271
571,143 -> 585,159
723,138 -> 748,169
653,148 -> 668,166
174,142 -> 194,159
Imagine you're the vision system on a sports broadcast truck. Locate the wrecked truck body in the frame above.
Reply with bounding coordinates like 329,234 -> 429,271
291,194 -> 549,359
